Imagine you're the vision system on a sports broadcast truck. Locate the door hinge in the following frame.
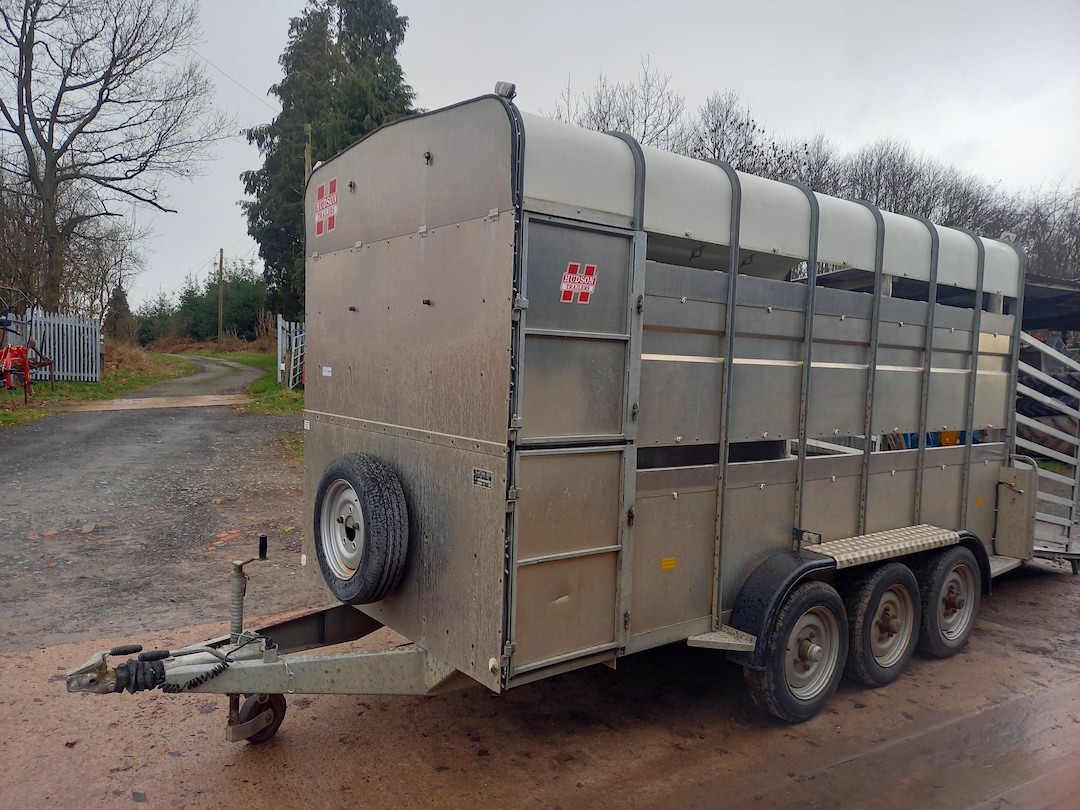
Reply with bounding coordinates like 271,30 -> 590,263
627,506 -> 635,527
503,641 -> 517,656
631,402 -> 639,421
512,296 -> 529,321
636,294 -> 644,315
623,611 -> 631,629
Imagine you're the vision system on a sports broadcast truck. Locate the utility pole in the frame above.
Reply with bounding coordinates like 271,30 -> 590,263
217,247 -> 224,343
304,123 -> 312,182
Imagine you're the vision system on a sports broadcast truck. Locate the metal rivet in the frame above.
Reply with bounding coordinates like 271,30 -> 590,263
767,306 -> 774,313
941,464 -> 947,471
890,470 -> 896,476
762,432 -> 769,438
839,314 -> 846,321
680,296 -> 687,304
833,429 -> 840,435
831,475 -> 836,482
673,492 -> 679,500
759,483 -> 766,490
898,321 -> 904,327
676,435 -> 683,443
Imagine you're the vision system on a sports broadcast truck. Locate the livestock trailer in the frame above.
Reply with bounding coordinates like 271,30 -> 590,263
68,88 -> 1080,739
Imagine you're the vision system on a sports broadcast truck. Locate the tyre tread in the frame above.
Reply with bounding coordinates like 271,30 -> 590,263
843,562 -> 919,687
313,453 -> 409,605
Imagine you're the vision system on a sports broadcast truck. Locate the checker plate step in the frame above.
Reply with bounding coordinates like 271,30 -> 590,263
811,524 -> 959,569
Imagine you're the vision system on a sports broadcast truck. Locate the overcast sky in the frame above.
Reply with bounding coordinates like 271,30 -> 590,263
133,0 -> 1080,306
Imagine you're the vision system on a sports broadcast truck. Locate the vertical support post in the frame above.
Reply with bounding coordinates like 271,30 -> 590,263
784,181 -> 821,538
854,201 -> 886,535
217,247 -> 224,343
605,130 -> 646,648
905,216 -> 940,523
705,159 -> 742,629
499,96 -> 527,681
958,230 -> 986,528
1003,242 -> 1027,463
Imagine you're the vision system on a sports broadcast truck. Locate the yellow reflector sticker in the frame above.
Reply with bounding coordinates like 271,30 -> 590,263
661,557 -> 676,571
976,497 -> 984,507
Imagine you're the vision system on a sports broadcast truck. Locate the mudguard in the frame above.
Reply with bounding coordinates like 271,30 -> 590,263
726,549 -> 835,670
956,530 -> 993,595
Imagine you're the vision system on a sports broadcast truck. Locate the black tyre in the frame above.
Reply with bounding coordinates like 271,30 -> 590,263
313,453 -> 409,605
844,562 -> 920,687
239,693 -> 287,744
916,545 -> 981,658
744,580 -> 848,723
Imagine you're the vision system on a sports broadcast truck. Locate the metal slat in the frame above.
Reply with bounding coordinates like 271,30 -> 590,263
1039,491 -> 1076,507
1039,467 -> 1077,486
1016,413 -> 1080,446
1036,512 -> 1074,528
1016,384 -> 1080,420
1015,438 -> 1079,467
1018,361 -> 1080,402
1021,330 -> 1080,373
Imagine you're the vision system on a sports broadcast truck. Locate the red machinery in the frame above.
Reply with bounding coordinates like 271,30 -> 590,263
0,286 -> 54,402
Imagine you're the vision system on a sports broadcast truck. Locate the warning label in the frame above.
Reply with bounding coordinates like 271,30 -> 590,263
315,178 -> 338,237
560,262 -> 597,304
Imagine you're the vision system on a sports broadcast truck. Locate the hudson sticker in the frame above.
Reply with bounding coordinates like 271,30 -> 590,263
560,262 -> 597,303
472,468 -> 493,489
314,178 -> 338,236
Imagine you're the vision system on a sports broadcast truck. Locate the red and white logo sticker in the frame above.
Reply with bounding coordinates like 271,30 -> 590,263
314,178 -> 338,237
560,262 -> 597,304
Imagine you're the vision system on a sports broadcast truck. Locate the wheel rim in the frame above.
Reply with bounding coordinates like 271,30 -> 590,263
785,605 -> 840,701
938,561 -> 976,641
319,478 -> 365,580
870,583 -> 914,668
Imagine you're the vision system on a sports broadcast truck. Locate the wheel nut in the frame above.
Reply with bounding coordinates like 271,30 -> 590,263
944,592 -> 964,611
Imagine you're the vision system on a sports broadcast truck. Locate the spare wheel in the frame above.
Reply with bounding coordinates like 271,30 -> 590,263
313,453 -> 409,604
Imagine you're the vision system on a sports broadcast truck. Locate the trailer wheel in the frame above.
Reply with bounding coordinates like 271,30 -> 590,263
916,546 -> 980,658
744,580 -> 848,723
314,453 -> 409,605
844,563 -> 920,687
239,693 -> 287,744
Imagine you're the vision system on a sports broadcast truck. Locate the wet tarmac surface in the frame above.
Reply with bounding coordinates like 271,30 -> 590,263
0,358 -> 1078,808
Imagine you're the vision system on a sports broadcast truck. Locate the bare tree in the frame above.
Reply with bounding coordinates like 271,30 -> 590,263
554,57 -> 687,151
0,0 -> 232,310
542,64 -> 1079,282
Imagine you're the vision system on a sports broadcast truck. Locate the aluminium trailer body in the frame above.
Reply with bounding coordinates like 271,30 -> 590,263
68,91 -> 1061,738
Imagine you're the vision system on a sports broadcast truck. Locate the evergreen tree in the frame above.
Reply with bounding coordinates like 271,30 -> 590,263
241,0 -> 415,319
103,286 -> 135,343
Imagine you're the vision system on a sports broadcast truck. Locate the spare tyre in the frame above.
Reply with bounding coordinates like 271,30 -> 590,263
313,453 -> 409,604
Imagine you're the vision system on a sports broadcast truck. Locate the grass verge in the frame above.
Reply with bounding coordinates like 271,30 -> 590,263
0,350 -> 193,430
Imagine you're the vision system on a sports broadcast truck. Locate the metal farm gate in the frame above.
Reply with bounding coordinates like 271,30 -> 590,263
25,310 -> 101,383
277,314 -> 305,389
